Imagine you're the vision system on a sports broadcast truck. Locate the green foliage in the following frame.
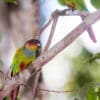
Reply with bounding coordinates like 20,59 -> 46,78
75,70 -> 93,88
69,48 -> 100,99
72,48 -> 98,70
87,87 -> 96,100
3,0 -> 17,4
83,53 -> 100,63
90,0 -> 100,9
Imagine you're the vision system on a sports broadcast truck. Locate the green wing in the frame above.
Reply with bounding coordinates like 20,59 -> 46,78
11,47 -> 23,77
11,47 -> 36,77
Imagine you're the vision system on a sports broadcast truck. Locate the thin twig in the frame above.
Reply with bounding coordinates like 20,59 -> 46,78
38,88 -> 72,93
50,9 -> 89,17
32,71 -> 41,98
44,16 -> 58,51
37,17 -> 53,38
38,82 -> 100,94
37,9 -> 89,38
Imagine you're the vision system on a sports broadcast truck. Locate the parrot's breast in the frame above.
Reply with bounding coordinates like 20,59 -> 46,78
20,62 -> 26,70
11,47 -> 36,77
23,47 -> 36,58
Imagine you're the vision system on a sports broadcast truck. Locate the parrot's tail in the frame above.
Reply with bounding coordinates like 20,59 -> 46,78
10,86 -> 20,100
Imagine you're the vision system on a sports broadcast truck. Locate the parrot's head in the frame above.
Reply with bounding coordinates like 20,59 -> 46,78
25,39 -> 41,51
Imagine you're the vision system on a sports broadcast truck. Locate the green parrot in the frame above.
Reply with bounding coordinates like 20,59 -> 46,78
11,39 -> 41,77
58,0 -> 88,11
58,0 -> 96,42
90,0 -> 100,9
9,39 -> 41,100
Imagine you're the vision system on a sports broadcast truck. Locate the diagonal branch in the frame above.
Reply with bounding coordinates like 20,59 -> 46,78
33,10 -> 100,71
0,10 -> 100,100
37,17 -> 53,38
44,16 -> 58,51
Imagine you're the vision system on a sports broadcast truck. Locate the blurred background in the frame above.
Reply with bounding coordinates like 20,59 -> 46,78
0,0 -> 100,100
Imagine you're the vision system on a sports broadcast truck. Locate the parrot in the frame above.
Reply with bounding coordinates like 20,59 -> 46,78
9,39 -> 41,100
58,0 -> 88,11
90,0 -> 100,9
10,39 -> 41,77
58,0 -> 96,42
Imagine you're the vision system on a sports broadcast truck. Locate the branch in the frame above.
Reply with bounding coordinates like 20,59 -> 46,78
38,88 -> 72,93
44,14 -> 58,51
0,10 -> 100,99
51,9 -> 89,17
37,17 -> 53,38
0,78 -> 23,99
37,9 -> 89,38
33,10 -> 100,71
32,71 -> 41,99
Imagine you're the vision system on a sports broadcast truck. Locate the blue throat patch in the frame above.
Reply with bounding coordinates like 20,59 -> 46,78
23,47 -> 36,58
